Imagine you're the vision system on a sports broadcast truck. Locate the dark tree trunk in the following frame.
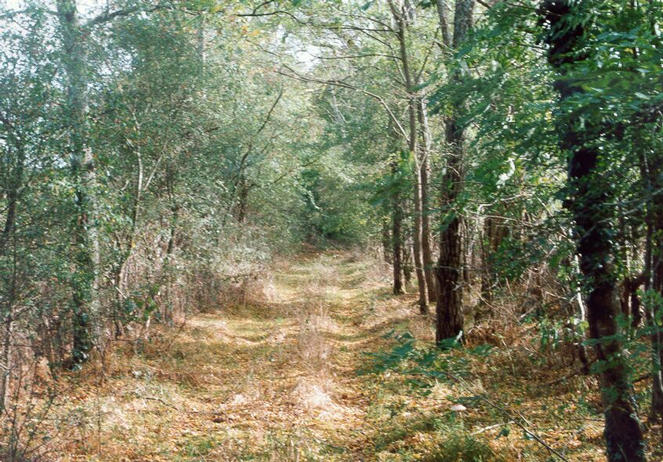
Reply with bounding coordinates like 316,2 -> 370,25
541,1 -> 646,459
434,0 -> 474,343
481,216 -> 509,304
392,200 -> 405,295
0,210 -> 17,412
0,190 -> 17,256
0,150 -> 20,407
411,186 -> 429,313
641,148 -> 663,420
435,117 -> 465,342
163,172 -> 179,325
480,217 -> 496,303
391,161 -> 405,295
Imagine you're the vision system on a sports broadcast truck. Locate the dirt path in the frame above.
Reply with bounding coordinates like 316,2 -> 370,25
48,252 -> 613,461
59,252 -> 415,461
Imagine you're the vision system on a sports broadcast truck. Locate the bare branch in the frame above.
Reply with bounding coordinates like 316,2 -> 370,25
278,64 -> 408,139
84,3 -> 172,28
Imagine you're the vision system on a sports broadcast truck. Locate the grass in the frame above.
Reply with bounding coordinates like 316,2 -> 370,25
13,250 -> 647,460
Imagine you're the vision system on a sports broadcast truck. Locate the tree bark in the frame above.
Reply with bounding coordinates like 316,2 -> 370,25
57,0 -> 101,367
417,98 -> 436,303
390,0 -> 428,312
436,118 -> 465,341
236,174 -> 249,223
0,245 -> 16,412
382,218 -> 392,264
541,1 -> 646,459
389,150 -> 406,295
434,0 -> 474,342
481,216 -> 508,304
402,230 -> 413,287
391,176 -> 405,295
480,217 -> 495,303
0,151 -> 21,411
640,148 -> 663,420
411,164 -> 428,313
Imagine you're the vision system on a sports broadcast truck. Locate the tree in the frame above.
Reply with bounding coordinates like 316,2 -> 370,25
389,0 -> 430,313
433,0 -> 475,342
540,1 -> 646,459
56,0 -> 102,366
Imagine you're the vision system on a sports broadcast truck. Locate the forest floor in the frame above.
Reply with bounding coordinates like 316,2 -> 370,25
39,251 -> 637,461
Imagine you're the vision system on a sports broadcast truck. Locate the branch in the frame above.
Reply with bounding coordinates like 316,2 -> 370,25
440,369 -> 570,461
237,9 -> 305,24
317,53 -> 400,61
0,9 -> 31,21
255,88 -> 284,137
415,27 -> 439,82
278,64 -> 408,139
84,3 -> 171,28
231,88 -> 284,190
476,0 -> 495,9
267,157 -> 321,187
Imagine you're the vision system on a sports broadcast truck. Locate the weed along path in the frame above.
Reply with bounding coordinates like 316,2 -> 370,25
58,252 -> 417,461
56,252 -> 606,461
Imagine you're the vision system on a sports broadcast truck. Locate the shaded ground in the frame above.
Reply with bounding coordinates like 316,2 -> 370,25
46,252 -> 617,461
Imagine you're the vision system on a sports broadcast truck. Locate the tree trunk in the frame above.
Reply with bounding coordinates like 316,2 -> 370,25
0,311 -> 11,412
0,189 -> 17,256
411,162 -> 428,313
434,0 -> 474,343
391,159 -> 405,295
57,0 -> 101,367
480,217 -> 495,303
402,230 -> 413,287
541,1 -> 646,459
418,98 -> 436,303
481,216 -> 508,304
382,218 -> 392,265
390,0 -> 428,313
236,174 -> 249,223
0,255 -> 15,412
0,154 -> 22,412
392,200 -> 405,295
641,148 -> 663,420
436,118 -> 465,341
570,131 -> 646,462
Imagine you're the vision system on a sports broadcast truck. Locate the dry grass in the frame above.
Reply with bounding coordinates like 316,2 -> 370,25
8,250 -> 660,461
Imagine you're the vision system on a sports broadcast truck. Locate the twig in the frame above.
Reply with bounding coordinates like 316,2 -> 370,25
471,420 -> 514,435
476,395 -> 568,461
439,370 -> 569,461
277,64 -> 408,140
634,373 -> 652,384
123,392 -> 180,411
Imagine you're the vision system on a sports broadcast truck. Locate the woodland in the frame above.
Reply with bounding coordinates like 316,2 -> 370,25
1,0 -> 662,460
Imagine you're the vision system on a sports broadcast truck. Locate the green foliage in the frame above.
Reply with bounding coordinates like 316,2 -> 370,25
361,330 -> 493,392
1,0 -> 662,457
422,434 -> 504,462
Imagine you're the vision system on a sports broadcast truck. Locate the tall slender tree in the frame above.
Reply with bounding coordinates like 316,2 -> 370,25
434,0 -> 475,342
57,0 -> 101,366
389,0 -> 429,313
540,1 -> 646,459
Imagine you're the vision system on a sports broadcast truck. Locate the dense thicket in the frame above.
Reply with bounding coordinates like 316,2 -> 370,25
2,0 -> 663,460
